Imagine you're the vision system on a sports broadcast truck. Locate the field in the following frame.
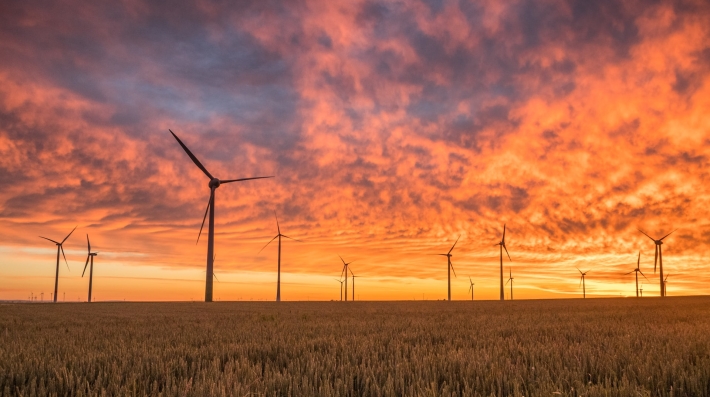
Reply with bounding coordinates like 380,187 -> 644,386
2,297 -> 710,396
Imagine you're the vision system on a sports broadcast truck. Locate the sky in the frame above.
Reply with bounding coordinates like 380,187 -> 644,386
1,0 -> 709,302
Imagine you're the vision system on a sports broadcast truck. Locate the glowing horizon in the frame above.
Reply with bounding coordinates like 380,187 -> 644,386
1,0 -> 709,301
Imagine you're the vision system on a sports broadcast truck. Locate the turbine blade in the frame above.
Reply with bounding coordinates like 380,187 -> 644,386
468,284 -> 472,293
639,270 -> 649,281
196,190 -> 213,244
281,235 -> 302,242
169,129 -> 213,179
82,255 -> 90,277
637,228 -> 655,241
338,255 -> 346,265
258,235 -> 279,254
448,235 -> 460,254
659,229 -> 678,241
61,246 -> 70,271
340,265 -> 346,280
39,236 -> 60,244
637,251 -> 641,267
213,273 -> 220,282
450,262 -> 457,278
654,245 -> 658,273
579,276 -> 582,288
576,267 -> 582,275
274,212 -> 280,234
624,270 -> 635,275
502,224 -> 506,243
61,226 -> 77,244
665,273 -> 671,281
86,234 -> 91,253
220,176 -> 274,184
506,278 -> 510,286
503,245 -> 512,261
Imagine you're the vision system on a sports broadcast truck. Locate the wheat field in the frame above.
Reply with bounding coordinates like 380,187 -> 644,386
1,297 -> 710,396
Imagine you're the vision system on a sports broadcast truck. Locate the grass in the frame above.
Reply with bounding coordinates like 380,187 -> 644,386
1,297 -> 710,396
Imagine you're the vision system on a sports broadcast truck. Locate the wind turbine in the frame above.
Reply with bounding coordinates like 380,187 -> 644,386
624,251 -> 648,298
638,228 -> 676,297
82,234 -> 98,303
435,236 -> 459,301
351,271 -> 361,301
339,256 -> 354,301
259,213 -> 301,302
663,274 -> 670,296
496,225 -> 512,300
468,277 -> 475,301
335,278 -> 344,301
506,268 -> 514,300
39,226 -> 76,303
640,282 -> 644,297
577,268 -> 590,299
169,129 -> 273,302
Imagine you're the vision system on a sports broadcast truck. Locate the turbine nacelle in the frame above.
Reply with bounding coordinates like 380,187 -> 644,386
208,178 -> 221,189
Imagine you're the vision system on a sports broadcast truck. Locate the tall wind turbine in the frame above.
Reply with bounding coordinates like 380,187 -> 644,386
624,251 -> 648,298
259,213 -> 300,302
82,234 -> 98,303
577,268 -> 590,299
506,268 -> 514,300
638,228 -> 676,297
496,225 -> 512,300
335,278 -> 344,301
39,226 -> 76,303
169,129 -> 273,302
436,236 -> 459,301
468,277 -> 475,301
339,256 -> 354,301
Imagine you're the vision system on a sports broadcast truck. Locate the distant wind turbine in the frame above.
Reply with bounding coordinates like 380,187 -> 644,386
496,225 -> 512,301
663,274 -> 670,296
82,234 -> 98,303
506,268 -> 515,300
259,213 -> 301,302
468,277 -> 475,301
577,268 -> 590,299
624,251 -> 648,298
169,129 -> 273,302
435,236 -> 459,301
39,226 -> 76,303
640,282 -> 644,297
338,256 -> 354,301
638,228 -> 676,297
335,278 -> 344,301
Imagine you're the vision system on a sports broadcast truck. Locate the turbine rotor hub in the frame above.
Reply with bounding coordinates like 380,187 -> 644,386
209,178 -> 221,189
656,240 -> 663,245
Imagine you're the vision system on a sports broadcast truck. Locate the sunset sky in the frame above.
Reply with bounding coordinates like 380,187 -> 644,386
1,0 -> 709,301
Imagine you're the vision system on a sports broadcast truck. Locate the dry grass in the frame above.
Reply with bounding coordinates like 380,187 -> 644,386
2,297 -> 710,396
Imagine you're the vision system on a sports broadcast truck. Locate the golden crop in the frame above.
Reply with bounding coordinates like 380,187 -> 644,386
2,297 -> 709,396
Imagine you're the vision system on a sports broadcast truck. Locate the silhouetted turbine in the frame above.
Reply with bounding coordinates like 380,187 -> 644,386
39,226 -> 76,303
435,236 -> 459,301
335,278 -> 344,301
169,129 -> 273,302
351,270 -> 360,301
496,225 -> 512,301
638,228 -> 676,297
624,251 -> 648,298
577,268 -> 590,299
259,213 -> 301,302
468,277 -> 475,301
663,274 -> 670,296
82,234 -> 98,303
505,268 -> 514,300
339,256 -> 354,302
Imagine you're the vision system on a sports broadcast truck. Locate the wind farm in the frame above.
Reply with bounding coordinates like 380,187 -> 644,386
2,0 -> 710,395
